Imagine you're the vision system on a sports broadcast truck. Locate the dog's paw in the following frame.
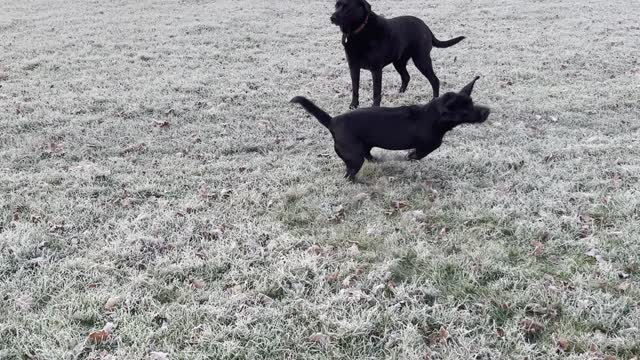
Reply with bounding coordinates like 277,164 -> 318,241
349,102 -> 359,110
406,150 -> 418,161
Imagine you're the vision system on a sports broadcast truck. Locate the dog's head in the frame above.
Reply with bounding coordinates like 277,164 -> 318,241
331,0 -> 371,34
434,76 -> 490,127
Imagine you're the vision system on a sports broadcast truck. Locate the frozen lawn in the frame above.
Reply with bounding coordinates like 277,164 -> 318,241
1,0 -> 639,358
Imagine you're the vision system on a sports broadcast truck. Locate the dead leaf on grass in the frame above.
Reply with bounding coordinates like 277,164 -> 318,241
198,183 -> 209,200
47,142 -> 64,154
309,333 -> 330,346
557,338 -> 570,352
191,278 -> 205,289
437,227 -> 449,239
121,143 -> 146,155
519,319 -> 544,335
153,120 -> 170,128
530,240 -> 545,256
392,200 -> 408,209
330,204 -> 345,222
104,296 -> 121,311
618,272 -> 630,279
326,272 -> 339,282
88,322 -> 114,344
496,327 -> 505,338
437,326 -> 449,343
306,244 -> 323,255
385,200 -> 409,215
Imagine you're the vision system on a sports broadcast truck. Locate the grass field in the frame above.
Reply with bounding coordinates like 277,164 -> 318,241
1,0 -> 639,358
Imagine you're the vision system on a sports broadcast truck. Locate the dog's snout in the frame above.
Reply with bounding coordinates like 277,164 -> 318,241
330,14 -> 337,23
479,107 -> 490,121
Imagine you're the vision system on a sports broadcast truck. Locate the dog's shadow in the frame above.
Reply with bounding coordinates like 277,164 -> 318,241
357,150 -> 449,186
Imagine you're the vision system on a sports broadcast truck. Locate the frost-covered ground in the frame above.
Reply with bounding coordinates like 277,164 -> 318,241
1,0 -> 639,358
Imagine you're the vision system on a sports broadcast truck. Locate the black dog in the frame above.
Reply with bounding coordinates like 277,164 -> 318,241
291,77 -> 490,182
330,0 -> 465,109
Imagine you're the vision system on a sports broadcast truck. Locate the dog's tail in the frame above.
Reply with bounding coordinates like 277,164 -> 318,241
290,96 -> 332,129
432,34 -> 465,48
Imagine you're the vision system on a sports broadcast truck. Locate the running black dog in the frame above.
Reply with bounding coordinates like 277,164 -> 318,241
290,77 -> 490,182
330,0 -> 465,108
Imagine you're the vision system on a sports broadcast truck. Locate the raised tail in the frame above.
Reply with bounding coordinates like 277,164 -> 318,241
432,34 -> 465,48
290,96 -> 332,129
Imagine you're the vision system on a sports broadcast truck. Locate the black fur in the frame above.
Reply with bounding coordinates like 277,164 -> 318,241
291,77 -> 490,182
330,0 -> 465,108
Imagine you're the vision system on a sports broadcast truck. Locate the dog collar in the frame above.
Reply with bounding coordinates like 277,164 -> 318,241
353,14 -> 369,34
342,14 -> 369,44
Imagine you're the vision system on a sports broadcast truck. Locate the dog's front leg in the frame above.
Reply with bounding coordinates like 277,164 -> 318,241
371,68 -> 383,107
349,65 -> 360,109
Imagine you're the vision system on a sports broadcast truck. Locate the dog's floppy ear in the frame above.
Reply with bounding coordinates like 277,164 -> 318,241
360,0 -> 371,12
460,76 -> 480,96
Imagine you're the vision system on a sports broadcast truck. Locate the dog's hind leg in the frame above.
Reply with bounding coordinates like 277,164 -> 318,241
412,53 -> 440,98
393,60 -> 411,93
342,147 -> 366,182
345,156 -> 365,182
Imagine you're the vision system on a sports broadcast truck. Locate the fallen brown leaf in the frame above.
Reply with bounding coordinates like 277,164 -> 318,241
496,327 -> 505,337
519,319 -> 544,335
306,244 -> 323,255
309,333 -> 330,346
191,278 -> 205,289
326,272 -> 339,282
530,240 -> 544,256
121,143 -> 146,155
198,183 -> 209,200
331,204 -> 345,222
47,142 -> 64,154
392,200 -> 408,209
437,226 -> 449,238
437,326 -> 449,343
153,120 -> 170,128
88,322 -> 114,343
104,296 -> 121,311
557,338 -> 570,352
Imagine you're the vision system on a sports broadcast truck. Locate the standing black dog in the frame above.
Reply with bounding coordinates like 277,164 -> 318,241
291,77 -> 490,182
331,0 -> 465,109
